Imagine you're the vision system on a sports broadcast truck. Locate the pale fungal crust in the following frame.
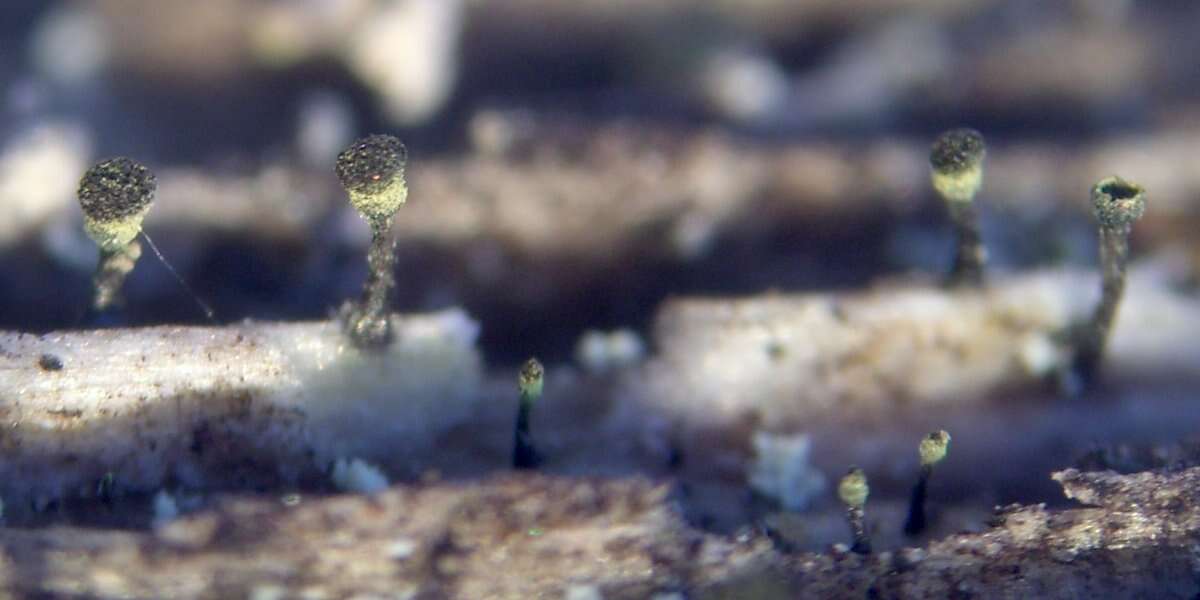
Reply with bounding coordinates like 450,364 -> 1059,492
335,134 -> 408,223
1091,175 -> 1146,230
0,310 -> 482,504
838,467 -> 869,509
642,269 -> 1200,428
77,157 -> 157,251
918,430 -> 951,467
929,128 -> 985,204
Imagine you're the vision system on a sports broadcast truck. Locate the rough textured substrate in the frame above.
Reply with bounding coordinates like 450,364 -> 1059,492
0,310 -> 481,505
0,468 -> 1196,598
640,268 -> 1200,427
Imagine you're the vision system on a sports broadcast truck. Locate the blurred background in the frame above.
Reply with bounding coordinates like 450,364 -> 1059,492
1,0 -> 1198,364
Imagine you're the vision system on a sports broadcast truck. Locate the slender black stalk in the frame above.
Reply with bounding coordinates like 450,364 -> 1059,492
344,218 -> 397,347
903,464 -> 933,536
1074,226 -> 1130,384
513,358 -> 544,470
513,396 -> 537,469
947,200 -> 985,287
846,505 -> 870,554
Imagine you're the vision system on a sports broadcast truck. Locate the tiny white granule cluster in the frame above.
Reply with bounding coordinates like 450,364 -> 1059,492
575,329 -> 646,374
748,430 -> 827,511
331,458 -> 390,494
152,489 -> 179,525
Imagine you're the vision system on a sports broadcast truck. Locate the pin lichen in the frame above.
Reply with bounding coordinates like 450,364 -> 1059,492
77,157 -> 157,314
78,157 -> 157,252
514,357 -> 545,470
930,128 -> 987,286
1072,175 -> 1147,387
906,430 -> 951,536
838,467 -> 871,554
335,134 -> 409,348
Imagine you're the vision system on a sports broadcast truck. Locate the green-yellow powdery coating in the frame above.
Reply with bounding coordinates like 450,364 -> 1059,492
336,134 -> 408,223
1091,175 -> 1146,230
930,128 -> 985,204
838,467 -> 869,509
919,430 -> 951,467
518,357 -> 544,399
83,211 -> 150,252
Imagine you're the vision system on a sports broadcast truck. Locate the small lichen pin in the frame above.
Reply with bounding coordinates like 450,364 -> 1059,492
930,128 -> 987,287
513,357 -> 545,470
904,430 -> 951,536
1072,175 -> 1147,387
838,467 -> 871,554
77,157 -> 156,314
335,134 -> 408,348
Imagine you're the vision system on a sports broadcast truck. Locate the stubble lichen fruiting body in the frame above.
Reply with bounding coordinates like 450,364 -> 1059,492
76,157 -> 157,313
513,357 -> 545,470
334,134 -> 409,349
930,128 -> 987,287
838,466 -> 871,554
904,430 -> 951,536
1072,175 -> 1146,387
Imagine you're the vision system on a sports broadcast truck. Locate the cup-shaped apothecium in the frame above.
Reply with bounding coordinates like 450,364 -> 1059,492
930,128 -> 987,286
335,134 -> 409,348
1091,175 -> 1146,233
77,158 -> 157,313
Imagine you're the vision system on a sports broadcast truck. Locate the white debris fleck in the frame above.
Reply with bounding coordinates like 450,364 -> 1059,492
30,4 -> 110,85
343,0 -> 463,124
152,489 -> 179,525
332,458 -> 389,495
296,91 -> 355,168
249,584 -> 288,600
748,431 -> 826,511
564,584 -> 604,600
1018,332 -> 1063,377
0,123 -> 90,248
386,537 -> 418,560
575,329 -> 646,374
698,46 -> 787,123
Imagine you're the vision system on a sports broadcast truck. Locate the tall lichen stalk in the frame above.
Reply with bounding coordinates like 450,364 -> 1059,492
904,430 -> 950,537
513,357 -> 545,470
356,216 -> 398,341
335,134 -> 409,349
1073,176 -> 1146,386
